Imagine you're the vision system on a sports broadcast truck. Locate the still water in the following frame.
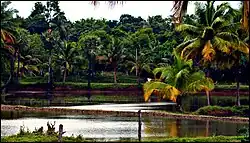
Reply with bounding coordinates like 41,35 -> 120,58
1,111 -> 248,140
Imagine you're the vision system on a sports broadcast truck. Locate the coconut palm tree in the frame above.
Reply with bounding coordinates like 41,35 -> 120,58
144,50 -> 214,110
1,1 -> 19,91
55,40 -> 80,82
78,33 -> 101,95
172,1 -> 249,31
175,1 -> 249,105
175,1 -> 248,64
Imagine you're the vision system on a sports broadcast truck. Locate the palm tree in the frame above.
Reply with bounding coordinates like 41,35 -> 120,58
78,33 -> 101,100
176,1 -> 248,63
98,36 -> 126,83
55,40 -> 80,82
144,50 -> 214,110
0,29 -> 16,91
126,49 -> 154,85
175,1 -> 249,105
1,1 -> 18,91
14,56 -> 40,77
172,1 -> 249,31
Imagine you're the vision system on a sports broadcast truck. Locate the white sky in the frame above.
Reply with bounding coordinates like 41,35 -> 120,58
9,1 -> 241,22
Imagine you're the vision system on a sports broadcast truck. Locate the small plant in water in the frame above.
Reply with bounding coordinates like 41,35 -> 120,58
33,126 -> 44,135
76,135 -> 83,140
18,125 -> 26,136
18,124 -> 30,136
46,121 -> 57,135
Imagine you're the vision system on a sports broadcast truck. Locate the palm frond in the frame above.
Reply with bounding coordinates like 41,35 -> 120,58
211,17 -> 225,30
143,81 -> 180,102
175,24 -> 200,37
213,37 -> 232,54
180,38 -> 202,60
212,2 -> 231,21
202,40 -> 215,61
175,38 -> 197,54
216,32 -> 240,44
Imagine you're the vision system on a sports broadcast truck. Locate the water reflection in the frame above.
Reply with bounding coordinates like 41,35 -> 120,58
1,111 -> 248,140
143,117 -> 247,137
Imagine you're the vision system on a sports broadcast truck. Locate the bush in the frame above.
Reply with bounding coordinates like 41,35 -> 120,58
194,105 -> 249,117
215,84 -> 249,90
231,106 -> 249,117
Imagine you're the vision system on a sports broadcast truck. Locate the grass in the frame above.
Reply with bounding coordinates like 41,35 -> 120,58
19,72 -> 139,84
1,134 -> 97,142
19,75 -> 249,90
181,95 -> 249,112
3,94 -> 144,107
63,95 -> 142,103
18,81 -> 249,90
54,82 -> 139,89
17,82 -> 140,90
215,84 -> 249,90
1,134 -> 245,142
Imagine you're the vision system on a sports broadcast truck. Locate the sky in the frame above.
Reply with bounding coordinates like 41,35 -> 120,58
9,1 -> 241,22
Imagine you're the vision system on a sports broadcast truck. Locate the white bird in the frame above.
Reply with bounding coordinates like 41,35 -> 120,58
147,78 -> 152,82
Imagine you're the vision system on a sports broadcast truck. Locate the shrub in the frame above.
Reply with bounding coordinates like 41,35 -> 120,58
231,105 -> 249,117
194,105 -> 249,117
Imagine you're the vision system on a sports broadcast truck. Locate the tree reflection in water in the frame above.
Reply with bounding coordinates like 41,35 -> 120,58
142,117 -> 246,138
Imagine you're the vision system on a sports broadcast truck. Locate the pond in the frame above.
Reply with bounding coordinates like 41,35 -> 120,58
1,111 -> 248,141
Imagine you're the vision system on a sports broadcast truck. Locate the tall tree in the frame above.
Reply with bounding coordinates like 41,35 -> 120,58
171,1 -> 249,31
94,29 -> 127,83
1,1 -> 18,91
55,41 -> 80,82
175,1 -> 249,105
78,33 -> 101,100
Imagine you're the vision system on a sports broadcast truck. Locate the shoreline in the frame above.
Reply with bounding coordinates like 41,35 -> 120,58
1,104 -> 249,123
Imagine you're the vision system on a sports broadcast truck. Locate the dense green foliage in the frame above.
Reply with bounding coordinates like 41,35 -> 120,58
1,1 -> 249,88
194,105 -> 249,117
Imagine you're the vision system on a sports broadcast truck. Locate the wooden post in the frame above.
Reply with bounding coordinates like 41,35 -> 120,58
58,124 -> 66,142
138,110 -> 142,142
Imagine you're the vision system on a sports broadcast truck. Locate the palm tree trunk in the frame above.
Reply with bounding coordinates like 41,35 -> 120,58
1,56 -> 14,91
135,48 -> 138,76
13,48 -> 18,83
176,95 -> 183,112
47,49 -> 53,103
63,68 -> 67,83
17,47 -> 20,83
113,62 -> 117,84
137,71 -> 141,86
205,90 -> 210,106
206,70 -> 211,106
48,50 -> 52,84
236,69 -> 241,106
87,55 -> 91,102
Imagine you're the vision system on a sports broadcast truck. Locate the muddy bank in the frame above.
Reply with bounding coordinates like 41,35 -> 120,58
1,104 -> 248,123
